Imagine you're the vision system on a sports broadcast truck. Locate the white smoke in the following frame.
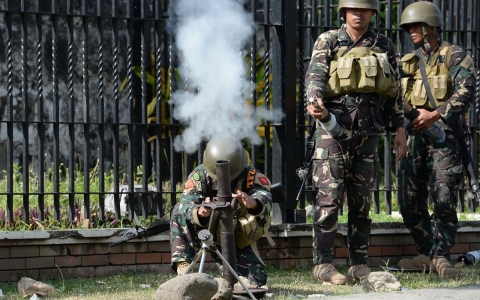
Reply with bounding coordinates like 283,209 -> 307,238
170,0 -> 284,153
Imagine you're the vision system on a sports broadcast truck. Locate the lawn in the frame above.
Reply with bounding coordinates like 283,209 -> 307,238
1,263 -> 480,299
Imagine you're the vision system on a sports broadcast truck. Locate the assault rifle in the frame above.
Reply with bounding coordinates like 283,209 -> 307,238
109,214 -> 170,247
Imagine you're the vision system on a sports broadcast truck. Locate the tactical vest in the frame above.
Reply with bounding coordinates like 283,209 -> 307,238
325,37 -> 399,99
400,41 -> 475,109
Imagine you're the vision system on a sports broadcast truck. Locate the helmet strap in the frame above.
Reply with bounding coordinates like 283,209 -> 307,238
422,24 -> 432,55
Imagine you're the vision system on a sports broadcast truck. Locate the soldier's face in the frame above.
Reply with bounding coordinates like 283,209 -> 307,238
344,8 -> 375,30
407,23 -> 436,44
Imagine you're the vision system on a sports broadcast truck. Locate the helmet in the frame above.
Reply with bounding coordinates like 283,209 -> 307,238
399,1 -> 443,30
203,134 -> 248,180
338,0 -> 380,14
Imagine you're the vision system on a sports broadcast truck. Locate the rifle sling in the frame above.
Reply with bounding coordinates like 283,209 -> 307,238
415,48 -> 438,110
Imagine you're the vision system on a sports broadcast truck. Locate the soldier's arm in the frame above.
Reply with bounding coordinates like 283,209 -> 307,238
245,172 -> 273,216
305,31 -> 336,102
178,168 -> 209,227
436,46 -> 476,123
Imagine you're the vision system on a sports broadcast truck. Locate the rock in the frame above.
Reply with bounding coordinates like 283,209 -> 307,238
0,288 -> 4,299
17,277 -> 54,298
363,271 -> 401,292
154,273 -> 218,300
211,277 -> 233,300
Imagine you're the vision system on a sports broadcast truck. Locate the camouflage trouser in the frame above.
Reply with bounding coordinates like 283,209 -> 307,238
312,129 -> 376,266
170,202 -> 267,286
398,130 -> 461,259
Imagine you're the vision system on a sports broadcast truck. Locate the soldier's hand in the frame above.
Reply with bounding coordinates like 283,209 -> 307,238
198,197 -> 212,218
393,127 -> 407,162
233,190 -> 258,210
306,96 -> 328,120
411,109 -> 441,132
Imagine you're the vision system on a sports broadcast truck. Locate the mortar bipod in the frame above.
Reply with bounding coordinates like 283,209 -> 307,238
179,229 -> 259,300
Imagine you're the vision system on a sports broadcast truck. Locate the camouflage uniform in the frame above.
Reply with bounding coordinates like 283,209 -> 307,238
398,42 -> 476,259
170,164 -> 273,286
305,24 -> 404,266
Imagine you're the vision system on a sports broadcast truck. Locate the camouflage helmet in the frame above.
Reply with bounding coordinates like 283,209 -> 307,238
338,0 -> 380,14
399,1 -> 443,30
203,134 -> 248,180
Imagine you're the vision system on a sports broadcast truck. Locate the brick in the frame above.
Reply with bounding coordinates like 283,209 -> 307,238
459,232 -> 480,243
381,246 -> 402,256
11,270 -> 28,281
136,264 -> 149,272
82,255 -> 109,267
137,253 -> 162,264
369,256 -> 397,267
0,248 -> 9,259
0,271 -> 13,282
161,253 -> 172,263
265,249 -> 279,260
122,242 -> 148,253
371,235 -> 392,246
122,265 -> 137,273
148,241 -> 171,252
10,246 -> 39,258
68,267 -> 95,278
402,245 -> 418,256
55,256 -> 81,267
40,245 -> 67,257
95,266 -> 122,277
109,253 -> 135,265
450,243 -> 470,254
299,237 -> 313,248
40,268 -> 68,280
0,258 -> 26,270
334,247 -> 348,258
67,244 -> 95,256
393,235 -> 415,246
25,269 -> 40,280
368,246 -> 382,257
148,264 -> 174,274
332,258 -> 347,267
26,257 -> 55,269
334,235 -> 347,247
95,244 -> 122,254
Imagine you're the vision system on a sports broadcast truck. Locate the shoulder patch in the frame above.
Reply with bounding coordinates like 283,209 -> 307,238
185,178 -> 195,189
193,173 -> 200,181
258,177 -> 269,185
246,169 -> 256,189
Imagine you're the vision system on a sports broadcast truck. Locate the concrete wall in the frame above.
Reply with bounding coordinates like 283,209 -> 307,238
1,222 -> 480,282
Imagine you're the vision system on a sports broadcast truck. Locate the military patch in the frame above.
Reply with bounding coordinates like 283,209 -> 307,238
193,173 -> 200,181
246,169 -> 256,189
258,177 -> 269,185
185,178 -> 194,189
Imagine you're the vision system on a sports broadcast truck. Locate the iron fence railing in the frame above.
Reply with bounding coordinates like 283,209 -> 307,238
0,0 -> 478,226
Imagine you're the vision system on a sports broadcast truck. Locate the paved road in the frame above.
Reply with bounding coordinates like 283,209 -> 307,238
327,285 -> 480,299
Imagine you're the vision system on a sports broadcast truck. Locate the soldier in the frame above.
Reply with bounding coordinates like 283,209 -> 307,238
305,0 -> 407,284
396,1 -> 476,278
170,133 -> 274,288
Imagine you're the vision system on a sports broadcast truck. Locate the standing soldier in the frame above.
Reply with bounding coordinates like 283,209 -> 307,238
305,0 -> 407,285
396,1 -> 476,278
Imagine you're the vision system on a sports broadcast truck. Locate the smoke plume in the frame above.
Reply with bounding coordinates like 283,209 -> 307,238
170,0 -> 283,153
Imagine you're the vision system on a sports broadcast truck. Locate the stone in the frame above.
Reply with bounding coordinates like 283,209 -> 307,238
154,273 -> 218,300
17,277 -> 55,298
211,277 -> 233,300
363,271 -> 401,292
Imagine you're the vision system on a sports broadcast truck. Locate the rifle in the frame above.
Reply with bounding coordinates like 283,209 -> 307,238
414,48 -> 480,204
109,214 -> 170,247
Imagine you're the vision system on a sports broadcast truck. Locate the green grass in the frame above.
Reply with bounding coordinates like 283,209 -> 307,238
1,263 -> 480,299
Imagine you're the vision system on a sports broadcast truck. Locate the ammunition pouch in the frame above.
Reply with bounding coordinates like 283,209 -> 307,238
235,213 -> 274,249
326,48 -> 398,98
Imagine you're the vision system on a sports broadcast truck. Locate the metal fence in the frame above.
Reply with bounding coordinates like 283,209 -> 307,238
0,0 -> 479,226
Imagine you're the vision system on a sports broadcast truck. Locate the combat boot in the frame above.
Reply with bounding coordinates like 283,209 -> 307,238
176,261 -> 190,276
312,263 -> 347,285
346,264 -> 370,283
430,258 -> 460,278
397,254 -> 430,271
